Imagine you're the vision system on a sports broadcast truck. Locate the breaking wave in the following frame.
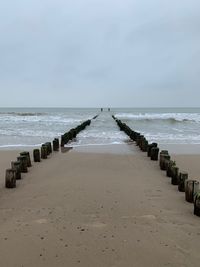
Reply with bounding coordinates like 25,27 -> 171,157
115,113 -> 200,123
0,112 -> 45,116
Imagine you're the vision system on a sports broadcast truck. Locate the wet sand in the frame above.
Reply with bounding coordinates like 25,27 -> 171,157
0,145 -> 200,267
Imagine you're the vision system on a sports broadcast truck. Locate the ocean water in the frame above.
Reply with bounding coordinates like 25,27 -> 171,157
0,107 -> 200,149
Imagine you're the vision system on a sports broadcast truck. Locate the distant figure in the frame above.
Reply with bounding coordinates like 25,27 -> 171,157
101,108 -> 103,112
108,108 -> 110,112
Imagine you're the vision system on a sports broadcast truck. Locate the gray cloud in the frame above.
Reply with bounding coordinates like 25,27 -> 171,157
0,0 -> 200,107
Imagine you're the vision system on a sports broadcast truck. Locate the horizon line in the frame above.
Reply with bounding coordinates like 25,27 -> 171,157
0,106 -> 200,109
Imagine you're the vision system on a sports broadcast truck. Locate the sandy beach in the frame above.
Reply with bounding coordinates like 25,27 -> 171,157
1,0 -> 200,264
0,144 -> 200,267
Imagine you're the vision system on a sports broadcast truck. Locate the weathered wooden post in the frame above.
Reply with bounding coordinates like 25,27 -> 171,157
160,154 -> 170,171
166,160 -> 175,177
69,128 -> 77,139
132,132 -> 137,141
140,139 -> 148,152
33,149 -> 41,162
41,145 -> 48,159
20,152 -> 31,167
136,134 -> 141,146
147,143 -> 157,157
147,144 -> 152,157
45,142 -> 52,155
151,147 -> 159,161
159,150 -> 169,168
53,138 -> 59,151
178,172 -> 188,192
55,138 -> 59,148
171,166 -> 179,185
143,140 -> 149,152
53,139 -> 57,151
11,161 -> 21,180
194,191 -> 200,216
17,156 -> 28,173
138,136 -> 144,150
61,135 -> 65,147
185,180 -> 199,203
130,131 -> 135,141
5,169 -> 16,188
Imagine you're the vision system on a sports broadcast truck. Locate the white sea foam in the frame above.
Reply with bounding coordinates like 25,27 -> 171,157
115,113 -> 200,123
65,142 -> 124,148
0,144 -> 42,148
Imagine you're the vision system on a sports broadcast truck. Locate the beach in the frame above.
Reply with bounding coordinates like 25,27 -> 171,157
1,0 -> 199,264
0,144 -> 200,267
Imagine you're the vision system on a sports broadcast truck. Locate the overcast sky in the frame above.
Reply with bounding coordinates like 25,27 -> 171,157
0,0 -> 199,107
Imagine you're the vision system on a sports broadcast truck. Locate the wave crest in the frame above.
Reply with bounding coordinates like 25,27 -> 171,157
1,112 -> 46,116
115,113 -> 200,123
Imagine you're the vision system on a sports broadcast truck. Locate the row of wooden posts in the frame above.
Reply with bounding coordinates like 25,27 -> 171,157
5,139 -> 59,189
112,115 -> 200,217
159,151 -> 200,217
5,118 -> 93,189
112,115 -> 159,160
61,119 -> 92,147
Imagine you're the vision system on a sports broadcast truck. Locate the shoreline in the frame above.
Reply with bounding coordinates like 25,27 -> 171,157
73,143 -> 200,155
1,142 -> 200,154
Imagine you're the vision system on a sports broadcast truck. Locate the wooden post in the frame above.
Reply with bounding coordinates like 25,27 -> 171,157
166,160 -> 175,177
160,155 -> 170,171
140,138 -> 147,151
130,131 -> 136,141
53,140 -> 57,151
45,142 -> 52,155
139,136 -> 144,150
147,143 -> 157,157
61,135 -> 65,147
41,145 -> 48,159
55,138 -> 59,148
53,138 -> 59,151
69,129 -> 77,139
147,145 -> 152,157
151,147 -> 159,161
171,166 -> 179,185
17,156 -> 28,173
194,191 -> 200,216
136,134 -> 141,146
11,161 -> 21,180
178,172 -> 188,192
33,149 -> 41,162
159,150 -> 169,168
185,180 -> 199,203
5,169 -> 16,188
142,140 -> 148,152
20,152 -> 31,167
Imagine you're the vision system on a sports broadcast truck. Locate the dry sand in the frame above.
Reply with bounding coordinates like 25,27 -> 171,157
0,144 -> 200,267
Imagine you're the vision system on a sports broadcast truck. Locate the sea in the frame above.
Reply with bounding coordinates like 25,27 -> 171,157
0,107 -> 200,149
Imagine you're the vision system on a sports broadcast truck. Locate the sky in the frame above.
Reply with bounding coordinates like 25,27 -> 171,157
0,0 -> 199,107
